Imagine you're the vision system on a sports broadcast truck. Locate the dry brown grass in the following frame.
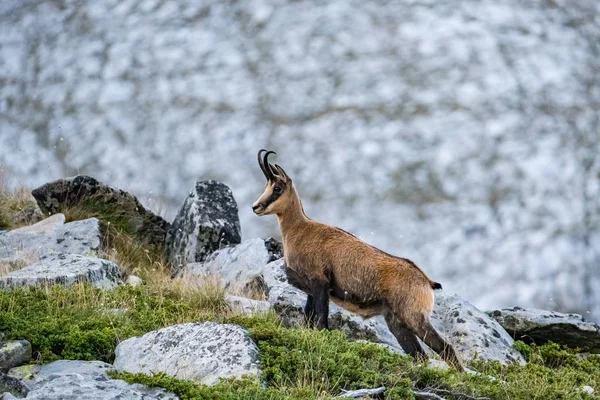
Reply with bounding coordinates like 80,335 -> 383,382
0,167 -> 41,230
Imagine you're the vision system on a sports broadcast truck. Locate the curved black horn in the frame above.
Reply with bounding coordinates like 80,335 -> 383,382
263,150 -> 277,178
258,149 -> 277,180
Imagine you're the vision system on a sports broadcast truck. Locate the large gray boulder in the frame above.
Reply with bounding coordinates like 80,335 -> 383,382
0,253 -> 121,290
0,216 -> 102,267
489,307 -> 600,353
185,238 -> 281,293
8,360 -> 178,400
114,322 -> 260,385
431,292 -> 525,365
32,175 -> 170,250
0,341 -> 31,373
167,181 -> 242,274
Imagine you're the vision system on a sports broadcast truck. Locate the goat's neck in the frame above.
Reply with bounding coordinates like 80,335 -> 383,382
276,188 -> 309,239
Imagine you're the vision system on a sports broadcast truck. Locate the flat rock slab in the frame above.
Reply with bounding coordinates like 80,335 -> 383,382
431,292 -> 525,365
32,175 -> 170,251
167,180 -> 241,274
0,217 -> 101,265
264,260 -> 404,353
0,253 -> 121,290
489,307 -> 600,353
186,238 -> 281,293
226,294 -> 271,314
0,341 -> 31,373
8,360 -> 178,400
114,322 -> 260,385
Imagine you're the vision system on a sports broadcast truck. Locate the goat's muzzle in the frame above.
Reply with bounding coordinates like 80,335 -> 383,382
252,203 -> 265,215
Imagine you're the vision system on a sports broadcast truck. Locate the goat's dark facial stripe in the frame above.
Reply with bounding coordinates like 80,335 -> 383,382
261,186 -> 283,208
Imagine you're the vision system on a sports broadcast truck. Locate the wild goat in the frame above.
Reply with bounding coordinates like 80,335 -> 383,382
252,150 -> 464,371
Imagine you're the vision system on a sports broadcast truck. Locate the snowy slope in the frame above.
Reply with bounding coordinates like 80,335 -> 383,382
1,0 -> 598,319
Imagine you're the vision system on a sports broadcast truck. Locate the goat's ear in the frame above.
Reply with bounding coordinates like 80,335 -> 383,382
274,164 -> 290,181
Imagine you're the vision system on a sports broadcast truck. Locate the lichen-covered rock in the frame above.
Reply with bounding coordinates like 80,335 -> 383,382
0,341 -> 31,373
0,372 -> 29,399
31,175 -> 170,250
167,181 -> 241,274
185,238 -> 279,294
263,260 -> 404,352
431,292 -> 525,365
0,216 -> 101,265
226,294 -> 270,314
9,360 -> 178,400
489,307 -> 600,353
0,253 -> 121,290
113,322 -> 260,385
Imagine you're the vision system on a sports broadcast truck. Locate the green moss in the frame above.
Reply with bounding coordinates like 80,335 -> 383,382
0,284 -> 229,363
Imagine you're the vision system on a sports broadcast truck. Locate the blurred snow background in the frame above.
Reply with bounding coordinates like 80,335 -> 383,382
1,0 -> 598,319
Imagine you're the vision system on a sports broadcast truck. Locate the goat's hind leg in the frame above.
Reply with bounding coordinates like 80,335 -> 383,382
384,311 -> 427,362
406,313 -> 464,372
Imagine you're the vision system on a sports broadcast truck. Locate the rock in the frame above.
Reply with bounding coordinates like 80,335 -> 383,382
0,217 -> 102,266
0,372 -> 29,398
6,365 -> 39,381
226,294 -> 270,314
582,386 -> 594,394
264,260 -> 404,352
431,292 -> 525,365
0,253 -> 121,290
337,386 -> 386,398
488,307 -> 600,352
185,238 -> 279,294
1,393 -> 18,400
32,175 -> 170,250
10,214 -> 65,234
0,341 -> 31,373
9,360 -> 178,400
10,206 -> 43,229
114,322 -> 260,385
125,275 -> 143,286
167,181 -> 241,274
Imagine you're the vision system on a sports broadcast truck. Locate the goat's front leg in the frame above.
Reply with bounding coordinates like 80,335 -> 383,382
307,278 -> 330,330
304,295 -> 316,328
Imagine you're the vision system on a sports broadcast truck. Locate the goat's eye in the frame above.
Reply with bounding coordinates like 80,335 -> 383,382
273,186 -> 282,193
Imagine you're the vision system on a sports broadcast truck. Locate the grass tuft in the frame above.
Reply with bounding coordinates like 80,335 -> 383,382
0,167 -> 40,230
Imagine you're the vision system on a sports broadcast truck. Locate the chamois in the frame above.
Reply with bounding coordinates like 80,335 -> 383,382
252,149 -> 464,371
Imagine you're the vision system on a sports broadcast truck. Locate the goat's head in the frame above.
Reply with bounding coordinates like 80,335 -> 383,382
253,149 -> 292,216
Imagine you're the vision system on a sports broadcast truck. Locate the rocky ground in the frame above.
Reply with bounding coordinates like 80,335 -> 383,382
0,176 -> 598,399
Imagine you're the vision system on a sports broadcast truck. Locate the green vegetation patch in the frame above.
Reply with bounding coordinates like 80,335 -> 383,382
0,283 -> 229,363
1,282 -> 599,399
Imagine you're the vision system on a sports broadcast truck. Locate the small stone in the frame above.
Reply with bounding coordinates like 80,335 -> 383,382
125,275 -> 143,286
582,386 -> 594,394
226,294 -> 270,314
